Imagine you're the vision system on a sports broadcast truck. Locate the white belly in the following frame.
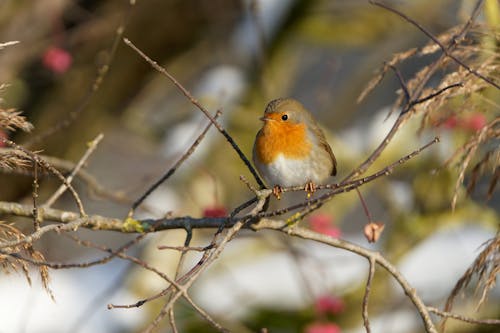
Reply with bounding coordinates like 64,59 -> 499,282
256,154 -> 324,187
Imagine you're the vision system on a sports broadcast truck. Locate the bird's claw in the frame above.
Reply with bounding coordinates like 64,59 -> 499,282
272,185 -> 283,200
304,181 -> 317,198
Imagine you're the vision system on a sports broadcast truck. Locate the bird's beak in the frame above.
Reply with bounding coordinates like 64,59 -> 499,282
259,116 -> 270,122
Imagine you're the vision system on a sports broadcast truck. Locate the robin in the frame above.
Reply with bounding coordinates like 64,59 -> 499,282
253,98 -> 337,199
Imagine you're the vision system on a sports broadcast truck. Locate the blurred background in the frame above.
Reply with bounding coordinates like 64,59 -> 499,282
0,0 -> 498,332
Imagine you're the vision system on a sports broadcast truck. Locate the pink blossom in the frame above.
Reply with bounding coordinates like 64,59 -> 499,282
315,295 -> 345,315
309,213 -> 341,238
304,322 -> 341,333
42,46 -> 72,74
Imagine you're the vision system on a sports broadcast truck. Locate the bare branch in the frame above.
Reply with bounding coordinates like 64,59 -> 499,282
1,138 -> 86,216
362,257 -> 376,333
369,0 -> 499,90
123,38 -> 265,189
129,111 -> 221,215
253,221 -> 437,333
25,1 -> 136,147
44,133 -> 103,208
428,306 -> 500,325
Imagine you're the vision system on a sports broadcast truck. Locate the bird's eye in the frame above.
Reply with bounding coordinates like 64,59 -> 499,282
281,114 -> 288,121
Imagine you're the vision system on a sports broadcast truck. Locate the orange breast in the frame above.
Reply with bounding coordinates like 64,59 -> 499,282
255,121 -> 312,164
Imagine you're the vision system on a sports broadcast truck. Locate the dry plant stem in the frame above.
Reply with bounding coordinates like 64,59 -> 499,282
451,118 -> 498,209
362,257 -> 376,333
261,137 -> 439,218
0,41 -> 19,49
442,120 -> 499,168
0,138 -> 438,240
25,1 -> 136,146
157,245 -> 212,252
141,197 -> 268,333
410,83 -> 463,106
83,240 -> 224,331
347,0 -> 484,182
1,138 -> 86,216
253,222 -> 437,333
39,154 -> 130,203
129,111 -> 221,215
32,161 -> 40,231
388,64 -> 410,102
2,212 -> 499,331
123,38 -> 265,189
369,0 -> 499,90
167,232 -> 192,333
57,233 -> 220,327
4,230 -> 149,269
44,133 -> 104,208
356,188 -> 373,222
142,228 -> 241,333
0,148 -> 132,204
168,313 -> 178,333
0,217 -> 86,249
428,306 -> 500,325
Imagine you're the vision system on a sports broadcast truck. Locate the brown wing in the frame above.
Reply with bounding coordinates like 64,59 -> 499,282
313,123 -> 337,176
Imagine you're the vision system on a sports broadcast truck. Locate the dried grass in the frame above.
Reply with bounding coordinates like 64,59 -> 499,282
0,223 -> 54,300
444,233 -> 500,313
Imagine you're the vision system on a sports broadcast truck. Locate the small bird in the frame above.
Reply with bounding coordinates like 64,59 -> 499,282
253,98 -> 337,199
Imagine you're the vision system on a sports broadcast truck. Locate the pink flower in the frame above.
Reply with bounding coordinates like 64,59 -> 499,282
304,322 -> 341,333
202,205 -> 227,218
315,295 -> 345,315
42,46 -> 72,74
309,213 -> 341,238
463,113 -> 486,132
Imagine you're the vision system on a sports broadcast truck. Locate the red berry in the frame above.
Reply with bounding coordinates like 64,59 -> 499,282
202,206 -> 227,218
42,47 -> 72,74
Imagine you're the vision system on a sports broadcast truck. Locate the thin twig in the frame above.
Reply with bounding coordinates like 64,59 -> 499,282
157,244 -> 212,252
362,257 -> 376,333
428,306 -> 500,325
0,148 -> 132,204
347,0 -> 484,181
32,161 -> 40,231
259,137 -> 440,218
1,138 -> 86,216
356,188 -> 373,222
253,222 -> 437,333
129,111 -> 221,215
388,64 -> 411,103
0,138 -> 439,240
369,0 -> 499,90
123,38 -> 265,189
141,193 -> 269,333
410,83 -> 463,106
25,1 -> 136,146
44,133 -> 103,208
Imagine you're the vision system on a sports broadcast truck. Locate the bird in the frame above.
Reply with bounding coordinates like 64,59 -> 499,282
253,98 -> 337,199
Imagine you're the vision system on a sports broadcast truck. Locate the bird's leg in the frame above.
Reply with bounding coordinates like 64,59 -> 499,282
304,181 -> 316,198
272,185 -> 283,200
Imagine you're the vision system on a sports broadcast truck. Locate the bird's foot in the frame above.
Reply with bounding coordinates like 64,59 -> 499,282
272,185 -> 283,200
304,181 -> 317,198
